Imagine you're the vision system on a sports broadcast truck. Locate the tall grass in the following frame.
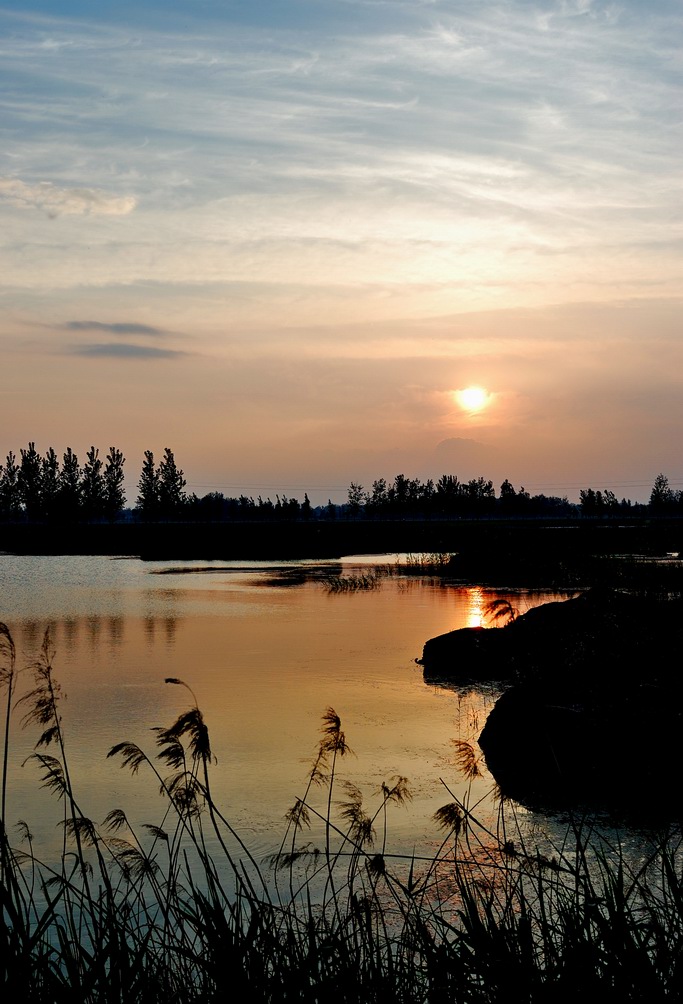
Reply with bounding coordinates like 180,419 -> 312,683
323,571 -> 385,592
396,554 -> 457,577
2,624 -> 683,1001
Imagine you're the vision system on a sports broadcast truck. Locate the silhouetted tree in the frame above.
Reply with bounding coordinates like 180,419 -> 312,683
367,478 -> 388,516
435,474 -> 462,515
136,450 -> 160,518
58,448 -> 81,521
284,495 -> 301,518
650,473 -> 675,512
465,476 -> 495,500
237,495 -> 255,516
580,488 -> 596,514
463,477 -> 495,515
582,488 -> 607,515
81,447 -> 106,520
346,482 -> 367,517
195,491 -> 227,521
602,489 -> 619,512
103,447 -> 126,519
528,493 -> 574,515
18,442 -> 43,520
41,448 -> 60,520
498,478 -> 516,513
387,474 -> 424,516
157,448 -> 187,518
257,496 -> 275,518
0,452 -> 21,519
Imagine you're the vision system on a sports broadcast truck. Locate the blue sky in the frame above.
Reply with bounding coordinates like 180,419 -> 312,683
1,1 -> 681,501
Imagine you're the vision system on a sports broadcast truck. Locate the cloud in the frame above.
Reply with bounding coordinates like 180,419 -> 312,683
0,4 -> 679,308
64,320 -> 167,337
0,177 -> 136,218
72,344 -> 185,359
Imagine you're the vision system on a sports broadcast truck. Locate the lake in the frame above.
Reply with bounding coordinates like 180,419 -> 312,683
0,553 -> 580,866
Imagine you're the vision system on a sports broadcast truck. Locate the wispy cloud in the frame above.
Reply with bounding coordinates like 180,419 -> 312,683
0,177 -> 136,218
0,3 -> 679,304
72,343 -> 185,359
64,320 -> 167,336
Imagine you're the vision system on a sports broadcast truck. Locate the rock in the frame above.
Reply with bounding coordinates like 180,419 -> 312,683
419,625 -> 512,683
421,587 -> 683,816
478,682 -> 683,814
420,588 -> 683,691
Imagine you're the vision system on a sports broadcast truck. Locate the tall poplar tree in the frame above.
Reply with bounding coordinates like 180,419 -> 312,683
157,448 -> 187,518
81,447 -> 106,520
58,448 -> 81,522
41,448 -> 60,520
103,447 -> 126,519
136,450 -> 160,518
18,442 -> 43,520
0,452 -> 21,519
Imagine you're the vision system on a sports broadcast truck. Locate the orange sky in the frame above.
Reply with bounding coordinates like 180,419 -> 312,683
1,2 -> 681,502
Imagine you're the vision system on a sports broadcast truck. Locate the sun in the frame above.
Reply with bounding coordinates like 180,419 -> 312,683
455,386 -> 490,413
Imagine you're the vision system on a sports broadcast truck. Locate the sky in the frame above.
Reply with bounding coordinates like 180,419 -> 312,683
1,0 -> 681,503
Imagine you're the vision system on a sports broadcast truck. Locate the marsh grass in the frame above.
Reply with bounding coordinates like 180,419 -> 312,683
396,554 -> 457,577
323,571 -> 386,592
2,625 -> 683,1001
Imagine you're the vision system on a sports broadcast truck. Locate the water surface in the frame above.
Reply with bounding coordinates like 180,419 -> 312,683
0,554 -> 560,860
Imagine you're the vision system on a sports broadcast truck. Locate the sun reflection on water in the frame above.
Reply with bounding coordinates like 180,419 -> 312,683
466,586 -> 485,628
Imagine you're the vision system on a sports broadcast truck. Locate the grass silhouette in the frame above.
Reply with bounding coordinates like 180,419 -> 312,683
2,624 -> 683,1001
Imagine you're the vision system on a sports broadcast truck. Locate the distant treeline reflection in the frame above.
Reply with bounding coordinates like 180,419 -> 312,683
11,614 -> 178,651
1,442 -> 681,523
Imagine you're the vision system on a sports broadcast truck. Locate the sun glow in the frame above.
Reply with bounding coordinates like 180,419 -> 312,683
455,386 -> 490,413
466,586 -> 485,628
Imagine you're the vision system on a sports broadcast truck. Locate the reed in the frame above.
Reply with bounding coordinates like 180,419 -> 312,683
323,571 -> 385,592
396,553 -> 457,577
2,625 -> 683,1001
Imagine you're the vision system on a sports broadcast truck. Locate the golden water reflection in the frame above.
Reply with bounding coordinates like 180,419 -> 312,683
15,613 -> 179,656
1,559 -> 562,864
466,586 -> 485,628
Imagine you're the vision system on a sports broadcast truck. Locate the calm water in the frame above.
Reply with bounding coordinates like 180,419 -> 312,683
0,554 -> 564,861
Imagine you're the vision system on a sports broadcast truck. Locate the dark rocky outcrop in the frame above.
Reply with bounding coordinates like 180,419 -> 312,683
422,588 -> 683,815
478,683 -> 683,813
418,594 -> 590,684
420,589 -> 683,689
418,625 -> 512,683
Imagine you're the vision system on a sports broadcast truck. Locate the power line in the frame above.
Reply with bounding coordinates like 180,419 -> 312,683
519,478 -> 683,491
186,482 -> 349,491
185,474 -> 682,496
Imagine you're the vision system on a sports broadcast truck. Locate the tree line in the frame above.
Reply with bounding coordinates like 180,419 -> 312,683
189,473 -> 679,521
580,473 -> 683,515
0,443 -> 188,522
0,444 -> 126,522
0,442 -> 679,522
342,474 -> 572,518
183,475 -> 576,522
343,472 -> 683,518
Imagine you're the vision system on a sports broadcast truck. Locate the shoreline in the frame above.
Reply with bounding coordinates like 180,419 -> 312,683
1,515 -> 682,561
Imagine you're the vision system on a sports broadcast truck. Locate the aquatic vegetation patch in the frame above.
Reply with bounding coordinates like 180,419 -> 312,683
323,571 -> 386,592
397,553 -> 458,577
